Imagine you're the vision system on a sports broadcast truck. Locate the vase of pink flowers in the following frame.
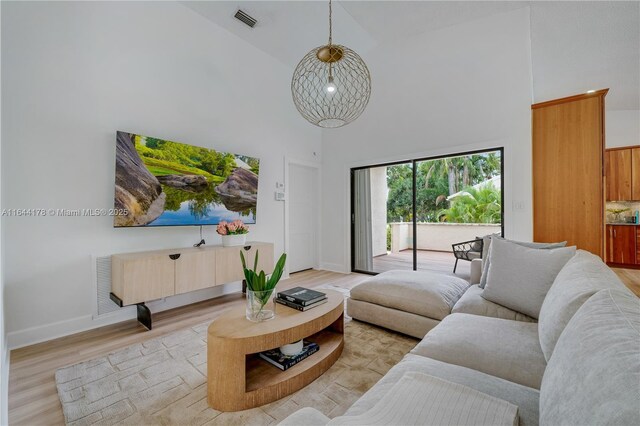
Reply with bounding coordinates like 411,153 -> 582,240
217,220 -> 249,247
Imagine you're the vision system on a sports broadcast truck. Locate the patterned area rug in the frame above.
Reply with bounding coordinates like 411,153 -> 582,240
55,312 -> 418,425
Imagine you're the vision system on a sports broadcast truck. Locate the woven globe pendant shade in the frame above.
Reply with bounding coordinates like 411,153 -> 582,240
291,0 -> 371,128
292,45 -> 371,128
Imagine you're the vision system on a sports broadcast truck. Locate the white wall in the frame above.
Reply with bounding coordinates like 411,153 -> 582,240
606,110 -> 640,148
320,8 -> 534,272
390,223 -> 501,253
1,1 -> 321,348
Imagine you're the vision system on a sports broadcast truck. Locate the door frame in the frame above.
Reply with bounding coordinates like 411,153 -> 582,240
350,147 -> 505,275
284,157 -> 322,275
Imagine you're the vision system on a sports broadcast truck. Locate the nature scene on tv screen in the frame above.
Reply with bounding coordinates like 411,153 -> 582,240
114,131 -> 259,227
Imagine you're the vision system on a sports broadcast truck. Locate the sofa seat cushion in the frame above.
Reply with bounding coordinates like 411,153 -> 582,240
349,270 -> 470,320
540,289 -> 640,426
452,284 -> 536,323
411,313 -> 546,389
328,372 -> 518,426
538,250 -> 630,361
345,354 -> 539,426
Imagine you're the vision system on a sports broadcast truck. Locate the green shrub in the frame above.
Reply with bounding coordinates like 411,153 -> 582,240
438,186 -> 501,224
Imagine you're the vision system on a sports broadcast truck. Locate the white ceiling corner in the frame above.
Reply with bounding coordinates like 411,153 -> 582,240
182,1 -> 639,111
530,1 -> 639,109
181,1 -> 376,68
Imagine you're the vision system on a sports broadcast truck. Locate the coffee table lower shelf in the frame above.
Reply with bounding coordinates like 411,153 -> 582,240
245,329 -> 343,393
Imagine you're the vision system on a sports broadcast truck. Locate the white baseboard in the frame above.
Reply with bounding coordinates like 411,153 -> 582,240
7,281 -> 244,350
7,313 -> 120,350
319,262 -> 349,274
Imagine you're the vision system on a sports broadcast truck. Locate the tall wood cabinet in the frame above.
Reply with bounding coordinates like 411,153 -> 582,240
532,89 -> 607,258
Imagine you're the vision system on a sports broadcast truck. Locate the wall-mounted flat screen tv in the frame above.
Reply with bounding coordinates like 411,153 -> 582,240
114,131 -> 259,227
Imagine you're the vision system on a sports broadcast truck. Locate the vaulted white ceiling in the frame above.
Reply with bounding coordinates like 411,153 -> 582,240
182,1 -> 639,110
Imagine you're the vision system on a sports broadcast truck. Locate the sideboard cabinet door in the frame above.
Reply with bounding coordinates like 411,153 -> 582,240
175,250 -> 217,295
113,255 -> 175,305
215,243 -> 275,285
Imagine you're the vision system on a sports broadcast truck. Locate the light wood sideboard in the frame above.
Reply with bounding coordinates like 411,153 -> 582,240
111,242 -> 274,329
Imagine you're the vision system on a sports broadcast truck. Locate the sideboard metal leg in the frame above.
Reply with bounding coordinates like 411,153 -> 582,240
136,303 -> 152,330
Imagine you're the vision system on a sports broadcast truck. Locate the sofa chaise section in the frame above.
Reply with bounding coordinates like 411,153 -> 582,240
347,270 -> 470,338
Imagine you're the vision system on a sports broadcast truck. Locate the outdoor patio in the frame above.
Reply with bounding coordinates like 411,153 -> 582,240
372,249 -> 472,280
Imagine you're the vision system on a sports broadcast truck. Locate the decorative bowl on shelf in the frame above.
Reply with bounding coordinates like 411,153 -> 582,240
280,340 -> 304,356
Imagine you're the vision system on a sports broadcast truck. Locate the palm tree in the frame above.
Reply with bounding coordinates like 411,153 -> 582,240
438,185 -> 501,224
422,157 -> 460,195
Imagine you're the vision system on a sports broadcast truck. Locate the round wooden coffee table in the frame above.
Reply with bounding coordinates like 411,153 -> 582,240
207,289 -> 344,411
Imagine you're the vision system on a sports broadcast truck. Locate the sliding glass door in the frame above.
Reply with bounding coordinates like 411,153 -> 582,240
351,149 -> 504,278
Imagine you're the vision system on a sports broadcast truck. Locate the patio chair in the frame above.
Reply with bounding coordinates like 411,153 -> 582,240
451,238 -> 483,273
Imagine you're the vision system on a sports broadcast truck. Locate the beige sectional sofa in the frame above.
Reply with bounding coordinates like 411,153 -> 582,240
281,250 -> 640,425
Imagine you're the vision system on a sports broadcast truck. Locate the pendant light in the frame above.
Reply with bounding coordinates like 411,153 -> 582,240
291,0 -> 371,128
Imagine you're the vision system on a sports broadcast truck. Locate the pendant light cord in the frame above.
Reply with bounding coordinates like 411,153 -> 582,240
328,0 -> 333,78
328,0 -> 332,47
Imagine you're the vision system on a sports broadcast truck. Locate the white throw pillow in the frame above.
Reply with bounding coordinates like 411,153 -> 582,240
481,238 -> 576,319
479,236 -> 567,288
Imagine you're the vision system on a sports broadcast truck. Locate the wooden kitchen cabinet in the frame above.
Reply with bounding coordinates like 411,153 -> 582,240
637,226 -> 640,264
606,225 -> 637,266
606,146 -> 640,201
606,149 -> 632,201
632,148 -> 640,200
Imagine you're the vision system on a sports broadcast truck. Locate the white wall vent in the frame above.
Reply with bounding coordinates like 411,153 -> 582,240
234,9 -> 257,28
96,256 -> 120,316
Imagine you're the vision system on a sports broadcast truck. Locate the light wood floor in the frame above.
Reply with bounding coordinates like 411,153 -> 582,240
8,270 -> 369,426
613,267 -> 640,297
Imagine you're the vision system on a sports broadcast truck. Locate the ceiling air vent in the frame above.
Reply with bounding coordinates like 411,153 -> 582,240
234,9 -> 257,28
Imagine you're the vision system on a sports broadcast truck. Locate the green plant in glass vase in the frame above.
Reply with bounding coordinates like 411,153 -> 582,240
241,250 -> 287,322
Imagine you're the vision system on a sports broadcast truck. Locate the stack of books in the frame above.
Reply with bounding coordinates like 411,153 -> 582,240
275,287 -> 327,311
259,340 -> 319,371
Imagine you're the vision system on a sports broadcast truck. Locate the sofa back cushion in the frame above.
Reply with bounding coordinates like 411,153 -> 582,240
540,289 -> 640,426
479,236 -> 567,288
481,238 -> 576,318
538,250 -> 629,361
